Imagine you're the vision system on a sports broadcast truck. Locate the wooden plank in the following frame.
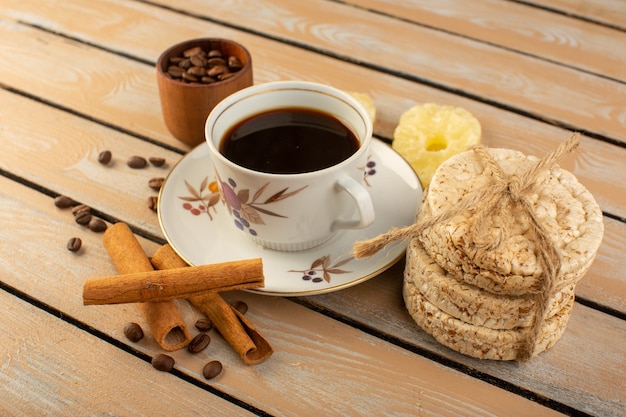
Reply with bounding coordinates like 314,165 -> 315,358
299,261 -> 626,417
2,0 -> 626,143
344,0 -> 626,81
0,87 -> 176,239
0,175 -> 567,416
575,216 -> 626,313
0,291 -> 256,416
0,13 -> 625,221
141,0 -> 626,141
0,86 -> 623,313
523,0 -> 626,29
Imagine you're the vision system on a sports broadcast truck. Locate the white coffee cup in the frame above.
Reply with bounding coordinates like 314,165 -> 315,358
205,81 -> 374,251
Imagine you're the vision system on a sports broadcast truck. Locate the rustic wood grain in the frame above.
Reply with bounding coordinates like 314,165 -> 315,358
0,86 -> 623,314
341,0 -> 626,82
523,0 -> 626,29
0,176 -> 566,417
0,291 -> 257,416
144,0 -> 626,142
0,9 -> 625,220
298,262 -> 626,417
0,1 -> 623,415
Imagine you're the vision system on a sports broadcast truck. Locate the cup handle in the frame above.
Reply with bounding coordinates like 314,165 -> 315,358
331,176 -> 375,231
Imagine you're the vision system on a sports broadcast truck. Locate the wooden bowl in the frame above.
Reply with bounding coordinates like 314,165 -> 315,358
156,38 -> 253,147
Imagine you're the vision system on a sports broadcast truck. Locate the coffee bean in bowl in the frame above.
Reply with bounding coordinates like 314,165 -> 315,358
156,38 -> 253,147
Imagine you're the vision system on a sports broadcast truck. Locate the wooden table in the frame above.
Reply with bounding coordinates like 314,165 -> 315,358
0,1 -> 624,416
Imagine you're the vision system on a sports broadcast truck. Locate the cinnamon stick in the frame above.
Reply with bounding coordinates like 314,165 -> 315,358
83,258 -> 264,305
151,244 -> 274,365
100,222 -> 191,351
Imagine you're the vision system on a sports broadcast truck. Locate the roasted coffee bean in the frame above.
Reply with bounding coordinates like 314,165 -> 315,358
228,56 -> 243,70
123,322 -> 144,342
147,196 -> 158,212
54,195 -> 74,209
149,157 -> 166,167
195,318 -> 213,332
188,333 -> 211,354
151,354 -> 175,372
71,204 -> 91,216
207,57 -> 226,67
189,55 -> 207,68
232,300 -> 248,315
218,72 -> 236,81
167,65 -> 184,78
148,177 -> 165,191
207,64 -> 228,78
187,66 -> 206,77
165,46 -> 243,85
183,46 -> 203,57
98,150 -> 112,165
75,211 -> 92,225
88,218 -> 107,233
127,156 -> 147,169
66,237 -> 82,252
208,49 -> 222,58
182,72 -> 199,83
202,360 -> 223,379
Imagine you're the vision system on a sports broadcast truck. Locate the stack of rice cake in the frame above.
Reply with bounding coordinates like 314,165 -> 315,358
403,147 -> 604,360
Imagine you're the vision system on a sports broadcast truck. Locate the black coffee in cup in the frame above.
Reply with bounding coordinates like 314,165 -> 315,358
219,107 -> 360,174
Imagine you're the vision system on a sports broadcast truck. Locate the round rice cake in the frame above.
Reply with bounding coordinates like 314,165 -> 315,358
405,238 -> 575,330
403,274 -> 574,360
420,147 -> 604,295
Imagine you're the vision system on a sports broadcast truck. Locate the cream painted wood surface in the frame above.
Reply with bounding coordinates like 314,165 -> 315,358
145,0 -> 626,142
319,0 -> 626,82
0,291 -> 257,417
1,2 -> 626,221
0,176 -> 567,417
0,65 -> 623,412
0,2 -> 623,310
0,0 -> 623,416
525,0 -> 626,29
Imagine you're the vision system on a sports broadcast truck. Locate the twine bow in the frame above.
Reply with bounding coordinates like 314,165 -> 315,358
353,133 -> 581,360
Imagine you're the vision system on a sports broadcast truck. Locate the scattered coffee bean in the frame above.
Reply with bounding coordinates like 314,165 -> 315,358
165,46 -> 244,85
71,204 -> 91,216
88,217 -> 107,233
232,300 -> 248,315
98,150 -> 112,165
149,157 -> 166,167
195,318 -> 213,332
148,177 -> 165,191
123,322 -> 144,342
54,195 -> 74,209
127,156 -> 148,169
188,333 -> 211,354
151,354 -> 175,372
202,360 -> 223,380
74,210 -> 92,226
147,196 -> 158,212
66,237 -> 82,252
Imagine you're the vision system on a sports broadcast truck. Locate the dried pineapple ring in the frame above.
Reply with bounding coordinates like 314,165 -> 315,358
392,103 -> 481,188
346,92 -> 376,125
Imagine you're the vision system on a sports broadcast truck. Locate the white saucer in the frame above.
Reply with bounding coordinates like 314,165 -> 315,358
158,139 -> 422,296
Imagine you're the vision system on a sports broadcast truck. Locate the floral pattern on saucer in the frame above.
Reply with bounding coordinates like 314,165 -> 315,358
289,255 -> 354,284
179,177 -> 221,219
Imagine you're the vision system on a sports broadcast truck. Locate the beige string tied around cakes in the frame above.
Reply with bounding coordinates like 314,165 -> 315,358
354,133 -> 582,360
